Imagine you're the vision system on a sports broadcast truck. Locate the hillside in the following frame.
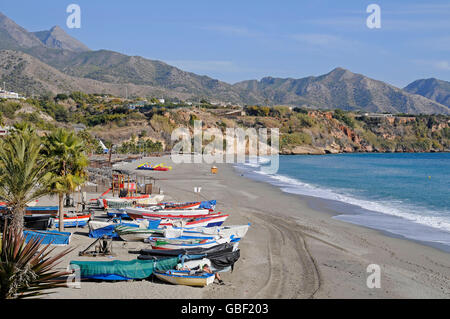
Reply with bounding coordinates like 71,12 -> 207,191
33,25 -> 90,52
1,92 -> 449,155
0,11 -> 449,114
404,78 -> 450,108
234,68 -> 450,114
0,50 -> 234,101
0,12 -> 44,50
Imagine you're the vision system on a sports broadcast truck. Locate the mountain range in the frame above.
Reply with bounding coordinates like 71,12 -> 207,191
0,11 -> 449,114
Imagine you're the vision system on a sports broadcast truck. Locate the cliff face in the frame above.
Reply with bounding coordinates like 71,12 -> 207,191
3,94 -> 448,155
138,108 -> 450,155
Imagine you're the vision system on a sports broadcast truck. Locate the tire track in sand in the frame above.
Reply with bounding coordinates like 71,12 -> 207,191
250,213 -> 322,299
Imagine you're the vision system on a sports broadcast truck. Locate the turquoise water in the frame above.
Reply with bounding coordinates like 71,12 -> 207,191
237,153 -> 450,249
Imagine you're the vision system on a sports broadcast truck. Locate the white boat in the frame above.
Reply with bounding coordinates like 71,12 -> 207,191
163,224 -> 250,239
159,214 -> 229,228
146,235 -> 233,250
126,207 -> 212,219
88,219 -> 149,232
98,195 -> 165,209
154,269 -> 215,287
115,225 -> 165,242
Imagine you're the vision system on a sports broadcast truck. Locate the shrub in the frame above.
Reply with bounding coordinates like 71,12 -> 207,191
281,132 -> 312,147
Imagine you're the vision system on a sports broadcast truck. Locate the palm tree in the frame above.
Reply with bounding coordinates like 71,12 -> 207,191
0,126 -> 52,232
42,128 -> 89,232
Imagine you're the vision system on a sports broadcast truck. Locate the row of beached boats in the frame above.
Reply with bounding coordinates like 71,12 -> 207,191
0,205 -> 92,230
2,192 -> 248,287
74,198 -> 249,287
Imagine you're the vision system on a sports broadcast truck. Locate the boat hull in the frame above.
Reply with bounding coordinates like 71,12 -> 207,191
159,214 -> 229,228
126,207 -> 213,219
53,213 -> 91,228
154,270 -> 214,287
148,236 -> 233,250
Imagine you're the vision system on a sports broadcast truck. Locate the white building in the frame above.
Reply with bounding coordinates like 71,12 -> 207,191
0,90 -> 23,99
158,98 -> 165,104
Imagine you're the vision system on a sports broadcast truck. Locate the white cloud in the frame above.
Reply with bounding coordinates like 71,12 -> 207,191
434,61 -> 450,71
413,59 -> 450,71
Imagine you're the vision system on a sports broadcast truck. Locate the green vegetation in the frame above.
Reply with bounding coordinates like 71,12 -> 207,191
333,109 -> 355,128
41,128 -> 89,232
1,91 -> 448,155
116,138 -> 163,154
281,132 -> 312,148
0,100 -> 21,118
0,124 -> 52,231
0,220 -> 72,299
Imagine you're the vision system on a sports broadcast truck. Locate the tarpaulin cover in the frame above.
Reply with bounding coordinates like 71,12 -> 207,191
88,225 -> 120,238
70,257 -> 178,280
23,230 -> 71,246
138,243 -> 234,259
209,249 -> 240,271
199,200 -> 216,209
88,220 -> 160,238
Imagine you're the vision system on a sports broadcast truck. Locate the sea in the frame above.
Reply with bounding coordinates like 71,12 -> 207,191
235,153 -> 450,252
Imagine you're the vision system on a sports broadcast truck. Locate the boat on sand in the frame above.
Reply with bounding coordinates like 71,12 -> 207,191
154,269 -> 214,287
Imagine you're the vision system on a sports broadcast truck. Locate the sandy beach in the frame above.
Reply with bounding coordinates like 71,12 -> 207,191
47,156 -> 450,299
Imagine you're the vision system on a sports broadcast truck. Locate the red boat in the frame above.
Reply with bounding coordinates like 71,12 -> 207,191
126,209 -> 214,220
159,214 -> 229,228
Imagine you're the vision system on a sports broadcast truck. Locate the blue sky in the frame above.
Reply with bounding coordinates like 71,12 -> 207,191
2,0 -> 449,87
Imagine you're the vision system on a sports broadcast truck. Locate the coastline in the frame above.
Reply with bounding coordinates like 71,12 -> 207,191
234,161 -> 450,254
49,156 -> 450,299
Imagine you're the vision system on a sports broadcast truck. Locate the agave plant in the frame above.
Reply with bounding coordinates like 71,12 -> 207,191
0,220 -> 73,299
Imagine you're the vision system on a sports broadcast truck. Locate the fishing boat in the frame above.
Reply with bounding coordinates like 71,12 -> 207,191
154,270 -> 214,287
99,194 -> 165,209
24,206 -> 59,216
138,243 -> 236,258
147,236 -> 234,250
88,218 -> 160,238
163,224 -> 250,240
52,212 -> 92,228
162,200 -> 216,210
115,224 -> 164,242
106,208 -> 130,219
0,206 -> 59,217
23,230 -> 72,246
126,207 -> 213,219
161,202 -> 201,210
24,215 -> 52,230
159,214 -> 229,228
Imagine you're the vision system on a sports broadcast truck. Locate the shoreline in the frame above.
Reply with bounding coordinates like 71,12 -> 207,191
49,156 -> 450,299
234,163 -> 450,254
